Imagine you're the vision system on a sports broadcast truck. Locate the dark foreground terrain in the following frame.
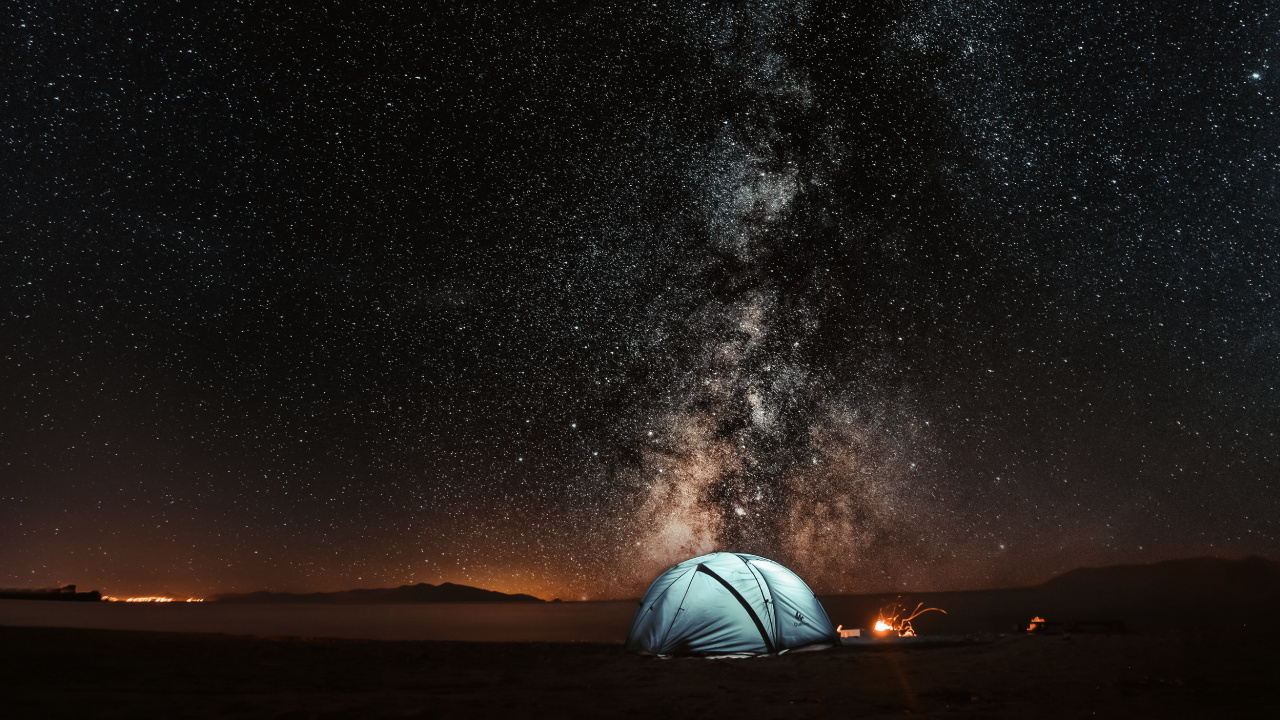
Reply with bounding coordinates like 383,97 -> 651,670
4,625 -> 1278,719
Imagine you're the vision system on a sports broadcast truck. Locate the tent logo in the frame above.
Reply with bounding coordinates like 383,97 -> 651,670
794,610 -> 805,625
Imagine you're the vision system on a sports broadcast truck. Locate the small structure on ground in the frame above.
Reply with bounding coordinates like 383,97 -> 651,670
0,585 -> 101,602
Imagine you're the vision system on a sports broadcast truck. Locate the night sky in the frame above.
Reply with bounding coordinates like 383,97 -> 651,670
4,1 -> 1278,600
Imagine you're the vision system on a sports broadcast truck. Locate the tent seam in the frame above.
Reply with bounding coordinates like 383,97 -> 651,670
655,567 -> 698,654
695,563 -> 776,654
735,554 -> 775,641
646,566 -> 695,611
757,558 -> 778,640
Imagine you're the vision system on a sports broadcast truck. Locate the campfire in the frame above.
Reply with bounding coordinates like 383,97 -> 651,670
873,602 -> 946,637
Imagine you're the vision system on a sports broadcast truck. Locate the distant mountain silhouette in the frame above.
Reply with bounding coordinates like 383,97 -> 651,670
1040,555 -> 1280,601
208,582 -> 544,604
820,555 -> 1280,634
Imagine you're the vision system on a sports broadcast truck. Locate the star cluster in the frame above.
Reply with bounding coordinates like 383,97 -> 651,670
3,1 -> 1277,599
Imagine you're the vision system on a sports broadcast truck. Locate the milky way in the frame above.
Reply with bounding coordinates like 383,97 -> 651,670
623,2 -> 929,590
3,1 -> 1278,599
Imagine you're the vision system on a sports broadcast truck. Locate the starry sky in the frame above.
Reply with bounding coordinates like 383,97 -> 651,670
4,1 -> 1278,600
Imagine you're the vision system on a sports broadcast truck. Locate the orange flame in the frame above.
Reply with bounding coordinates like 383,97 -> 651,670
874,602 -> 946,637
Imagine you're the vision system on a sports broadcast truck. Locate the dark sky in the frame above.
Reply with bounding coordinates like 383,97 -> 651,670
4,1 -> 1278,600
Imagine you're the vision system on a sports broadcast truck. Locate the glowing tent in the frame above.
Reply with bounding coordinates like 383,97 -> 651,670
625,552 -> 839,656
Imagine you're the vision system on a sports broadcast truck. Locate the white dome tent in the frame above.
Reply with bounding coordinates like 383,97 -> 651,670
625,552 -> 839,656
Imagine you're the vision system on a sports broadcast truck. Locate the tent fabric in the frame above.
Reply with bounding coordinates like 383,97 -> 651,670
625,552 -> 839,656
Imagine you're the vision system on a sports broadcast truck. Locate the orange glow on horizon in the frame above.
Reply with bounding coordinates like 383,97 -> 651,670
102,596 -> 204,603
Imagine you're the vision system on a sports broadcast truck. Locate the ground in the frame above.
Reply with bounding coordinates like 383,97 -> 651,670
3,625 -> 1278,718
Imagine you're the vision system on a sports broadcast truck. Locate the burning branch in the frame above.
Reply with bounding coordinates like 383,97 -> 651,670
874,602 -> 947,637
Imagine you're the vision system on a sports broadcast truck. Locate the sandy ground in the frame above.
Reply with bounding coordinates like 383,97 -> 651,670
0,598 -> 638,642
4,624 -> 1278,719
